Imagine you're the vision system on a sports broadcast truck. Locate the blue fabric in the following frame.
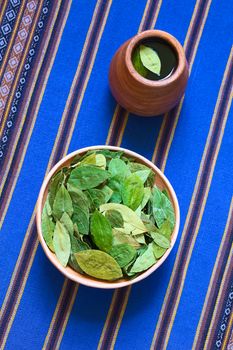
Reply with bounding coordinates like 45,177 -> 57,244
1,0 -> 232,349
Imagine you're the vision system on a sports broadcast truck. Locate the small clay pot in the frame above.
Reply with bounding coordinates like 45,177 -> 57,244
109,30 -> 189,116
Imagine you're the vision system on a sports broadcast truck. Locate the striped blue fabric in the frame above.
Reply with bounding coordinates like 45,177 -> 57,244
0,0 -> 232,349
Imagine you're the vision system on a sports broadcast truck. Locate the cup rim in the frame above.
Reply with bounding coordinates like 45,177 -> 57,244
126,29 -> 187,87
36,145 -> 180,289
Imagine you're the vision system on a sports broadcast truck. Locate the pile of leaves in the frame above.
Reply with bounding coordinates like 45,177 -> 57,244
42,150 -> 175,281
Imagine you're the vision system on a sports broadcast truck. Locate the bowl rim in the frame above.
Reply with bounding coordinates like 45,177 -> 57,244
36,145 -> 180,289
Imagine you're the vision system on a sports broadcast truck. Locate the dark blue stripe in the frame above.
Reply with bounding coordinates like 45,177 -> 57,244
47,280 -> 76,349
109,108 -> 126,146
142,0 -> 160,30
100,289 -> 128,350
154,106 -> 178,168
185,0 -> 207,62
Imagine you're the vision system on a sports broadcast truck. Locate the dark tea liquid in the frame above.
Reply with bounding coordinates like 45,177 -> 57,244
135,38 -> 177,81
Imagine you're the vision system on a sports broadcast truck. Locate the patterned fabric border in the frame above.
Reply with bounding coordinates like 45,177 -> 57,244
228,328 -> 233,350
0,0 -> 22,62
0,0 -> 38,124
215,283 -> 233,349
0,0 -> 51,159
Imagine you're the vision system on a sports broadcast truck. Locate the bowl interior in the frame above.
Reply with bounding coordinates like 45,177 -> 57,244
37,146 -> 179,289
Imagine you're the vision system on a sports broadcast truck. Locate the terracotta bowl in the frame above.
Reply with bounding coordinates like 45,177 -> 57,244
109,30 -> 189,116
36,146 -> 180,289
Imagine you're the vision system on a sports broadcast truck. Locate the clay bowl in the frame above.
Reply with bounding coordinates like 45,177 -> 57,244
109,30 -> 189,116
36,145 -> 180,289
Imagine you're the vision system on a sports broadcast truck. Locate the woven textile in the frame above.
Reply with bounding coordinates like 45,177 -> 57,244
0,0 -> 232,349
